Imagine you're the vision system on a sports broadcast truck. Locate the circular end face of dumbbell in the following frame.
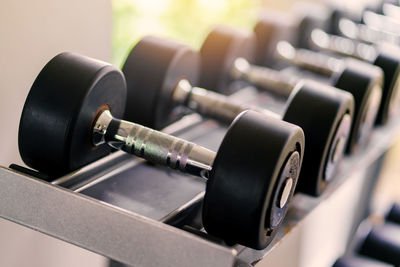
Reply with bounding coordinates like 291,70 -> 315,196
373,46 -> 400,125
359,223 -> 400,265
199,26 -> 256,93
203,110 -> 304,249
18,52 -> 127,177
283,80 -> 354,196
331,59 -> 383,154
122,36 -> 200,130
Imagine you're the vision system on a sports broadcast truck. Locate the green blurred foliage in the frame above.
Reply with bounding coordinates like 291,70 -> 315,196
112,0 -> 261,66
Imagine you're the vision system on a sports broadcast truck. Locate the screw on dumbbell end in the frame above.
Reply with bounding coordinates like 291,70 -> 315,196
230,57 -> 298,99
171,79 -> 279,125
275,41 -> 343,76
310,29 -> 377,62
338,18 -> 400,45
363,10 -> 400,35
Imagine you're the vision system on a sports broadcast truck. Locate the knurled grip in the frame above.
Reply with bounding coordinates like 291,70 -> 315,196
98,110 -> 216,177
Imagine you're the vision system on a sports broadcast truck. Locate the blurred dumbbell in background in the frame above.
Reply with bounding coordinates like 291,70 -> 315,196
198,26 -> 355,195
121,34 -> 353,196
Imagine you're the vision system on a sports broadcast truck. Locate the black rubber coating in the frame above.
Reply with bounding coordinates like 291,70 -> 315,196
359,223 -> 400,266
327,7 -> 348,36
122,36 -> 199,130
333,256 -> 393,267
199,26 -> 256,93
373,45 -> 400,125
387,203 -> 400,225
203,110 -> 305,249
290,2 -> 331,49
253,11 -> 295,67
331,59 -> 383,154
283,80 -> 354,196
19,52 -> 127,177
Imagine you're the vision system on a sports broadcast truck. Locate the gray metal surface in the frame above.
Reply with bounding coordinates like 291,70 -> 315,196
0,167 -> 236,267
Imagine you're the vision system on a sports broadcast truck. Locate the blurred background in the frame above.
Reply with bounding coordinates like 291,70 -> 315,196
0,0 -> 399,266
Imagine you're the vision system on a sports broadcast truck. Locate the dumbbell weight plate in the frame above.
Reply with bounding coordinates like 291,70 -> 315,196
331,59 -> 383,153
283,80 -> 354,195
204,110 -> 304,249
359,223 -> 400,265
253,11 -> 296,67
373,45 -> 400,124
122,36 -> 199,130
387,203 -> 400,225
18,52 -> 127,177
200,26 -> 256,93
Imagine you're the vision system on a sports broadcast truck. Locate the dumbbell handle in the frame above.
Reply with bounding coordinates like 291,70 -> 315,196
276,41 -> 341,77
173,79 -> 279,124
230,58 -> 296,99
363,10 -> 400,35
339,18 -> 400,45
310,29 -> 377,62
93,110 -> 216,178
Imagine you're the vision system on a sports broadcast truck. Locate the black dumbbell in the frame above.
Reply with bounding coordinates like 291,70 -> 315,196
310,29 -> 400,125
122,35 -> 353,196
275,41 -> 383,154
333,255 -> 393,267
198,26 -> 355,195
253,8 -> 328,66
386,203 -> 400,225
289,1 -> 400,46
18,52 -> 305,249
254,4 -> 399,128
356,222 -> 400,266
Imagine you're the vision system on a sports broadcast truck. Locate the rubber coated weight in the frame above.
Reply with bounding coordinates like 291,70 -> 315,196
359,223 -> 400,266
122,36 -> 199,129
283,80 -> 354,196
331,58 -> 383,153
290,2 -> 331,49
253,11 -> 296,67
387,203 -> 400,225
200,26 -> 256,93
333,256 -> 393,267
203,110 -> 304,249
373,45 -> 400,124
19,53 -> 127,177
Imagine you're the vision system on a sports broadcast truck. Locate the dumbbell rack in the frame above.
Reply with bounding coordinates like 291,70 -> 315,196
0,85 -> 399,267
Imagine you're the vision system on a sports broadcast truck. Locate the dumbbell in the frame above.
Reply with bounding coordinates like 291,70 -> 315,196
275,41 -> 383,153
386,203 -> 400,225
18,52 -> 305,249
356,222 -> 400,266
333,255 -> 393,267
198,27 -> 355,195
252,8 -> 328,66
310,29 -> 400,124
122,35 -> 353,196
